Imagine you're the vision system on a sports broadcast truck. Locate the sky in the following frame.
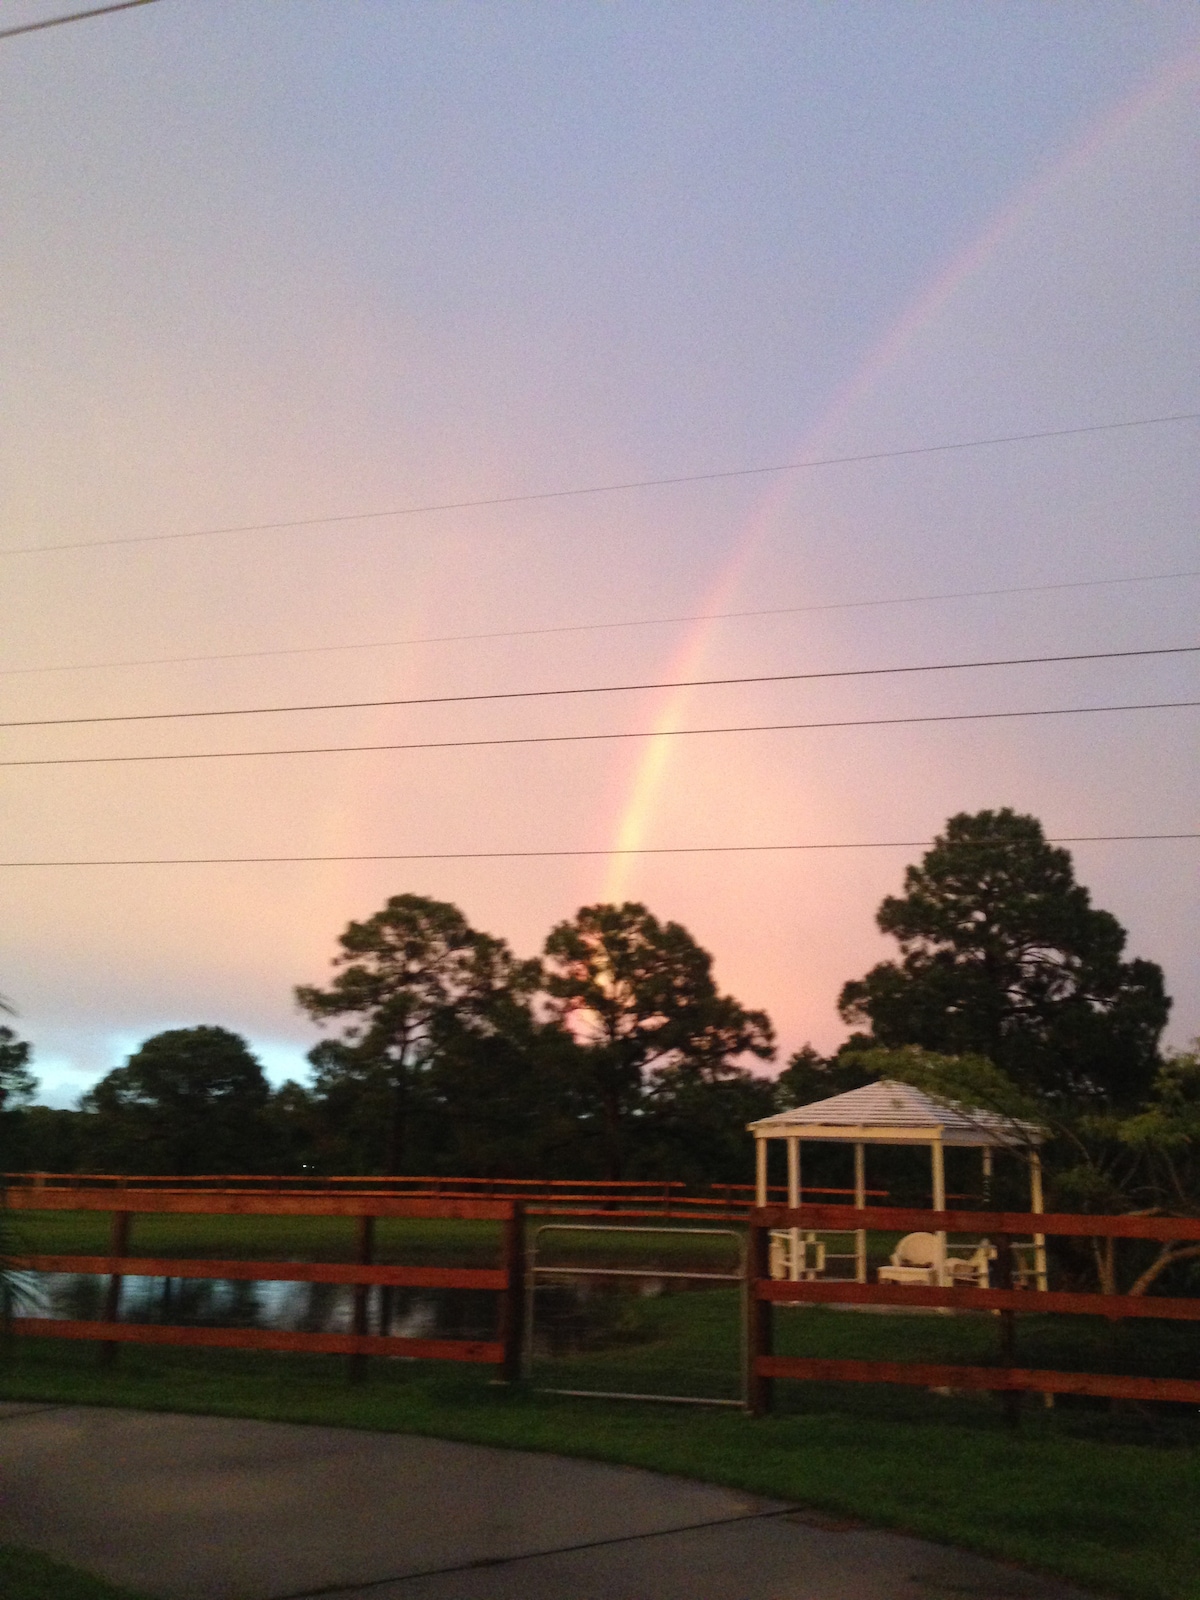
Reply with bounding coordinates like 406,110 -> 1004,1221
1,0 -> 1197,1109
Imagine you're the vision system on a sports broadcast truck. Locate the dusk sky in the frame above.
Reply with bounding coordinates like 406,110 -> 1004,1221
2,1 -> 1197,1108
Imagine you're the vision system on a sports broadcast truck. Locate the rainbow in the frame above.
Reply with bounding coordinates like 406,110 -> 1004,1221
602,46 -> 1200,905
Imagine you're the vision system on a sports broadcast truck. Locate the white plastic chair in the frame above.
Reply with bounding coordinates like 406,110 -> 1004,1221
878,1232 -> 994,1288
877,1231 -> 941,1286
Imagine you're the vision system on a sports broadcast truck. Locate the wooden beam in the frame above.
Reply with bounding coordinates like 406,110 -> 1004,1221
6,1189 -> 514,1221
350,1214 -> 375,1383
11,1318 -> 502,1364
744,1221 -> 773,1416
498,1201 -> 526,1383
758,1277 -> 1200,1321
15,1256 -> 507,1289
757,1355 -> 1200,1405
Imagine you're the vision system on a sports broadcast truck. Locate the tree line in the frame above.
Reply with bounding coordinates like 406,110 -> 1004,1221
4,809 -> 1198,1282
3,898 -> 777,1185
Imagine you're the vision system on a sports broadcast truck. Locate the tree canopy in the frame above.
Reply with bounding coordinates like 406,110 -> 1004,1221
81,1026 -> 271,1174
775,1041 -> 878,1108
296,893 -> 538,1174
838,809 -> 1170,1110
542,901 -> 774,1176
0,1025 -> 36,1115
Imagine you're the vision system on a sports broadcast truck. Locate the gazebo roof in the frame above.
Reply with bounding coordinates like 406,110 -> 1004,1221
748,1077 -> 1044,1148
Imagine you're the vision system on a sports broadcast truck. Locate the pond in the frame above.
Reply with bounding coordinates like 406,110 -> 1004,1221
20,1272 -> 499,1342
17,1269 -> 725,1356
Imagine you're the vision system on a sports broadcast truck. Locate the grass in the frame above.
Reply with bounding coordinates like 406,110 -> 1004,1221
11,1209 -> 756,1271
0,1547 -> 148,1600
6,1210 -> 1199,1599
8,1209 -> 507,1265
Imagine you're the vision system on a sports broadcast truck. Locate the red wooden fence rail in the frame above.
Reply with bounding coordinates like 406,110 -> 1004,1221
3,1173 -> 893,1214
7,1187 -> 526,1380
745,1204 -> 1200,1417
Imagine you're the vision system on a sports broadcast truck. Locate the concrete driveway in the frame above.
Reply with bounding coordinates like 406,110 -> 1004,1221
0,1402 -> 1087,1600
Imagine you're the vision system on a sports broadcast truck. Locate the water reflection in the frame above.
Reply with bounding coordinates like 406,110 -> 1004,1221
24,1269 -> 711,1354
24,1273 -> 499,1341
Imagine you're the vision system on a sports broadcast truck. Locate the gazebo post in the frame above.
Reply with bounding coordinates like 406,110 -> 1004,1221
1028,1150 -> 1048,1292
853,1141 -> 867,1284
930,1135 -> 947,1286
755,1132 -> 768,1207
787,1135 -> 801,1280
982,1144 -> 993,1202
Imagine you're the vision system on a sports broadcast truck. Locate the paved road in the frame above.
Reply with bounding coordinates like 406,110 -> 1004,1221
0,1402 -> 1086,1600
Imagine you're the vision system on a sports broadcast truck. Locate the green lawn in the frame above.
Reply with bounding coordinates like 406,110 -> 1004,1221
9,1209 -> 507,1265
10,1208 -> 759,1271
0,1546 -> 148,1600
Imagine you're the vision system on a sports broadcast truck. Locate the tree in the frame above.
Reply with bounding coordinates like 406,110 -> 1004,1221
420,1008 -> 588,1178
1109,1042 -> 1200,1293
296,894 -> 537,1174
0,1025 -> 36,1114
262,1079 -> 324,1175
642,1066 -> 778,1187
838,810 -> 1170,1111
541,902 -> 774,1178
80,1026 -> 271,1174
11,1106 -> 85,1173
0,1024 -> 38,1183
774,1040 -> 879,1109
0,998 -> 36,1317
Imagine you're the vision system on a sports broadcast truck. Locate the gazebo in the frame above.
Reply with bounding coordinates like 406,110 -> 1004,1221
748,1078 -> 1047,1290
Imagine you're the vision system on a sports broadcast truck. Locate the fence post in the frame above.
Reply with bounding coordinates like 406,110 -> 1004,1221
993,1232 -> 1021,1429
349,1212 -> 375,1384
500,1200 -> 526,1382
744,1214 -> 773,1416
101,1210 -> 131,1368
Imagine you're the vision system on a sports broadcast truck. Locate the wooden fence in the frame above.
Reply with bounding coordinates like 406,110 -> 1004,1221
745,1203 -> 1200,1416
12,1184 -> 1198,1416
4,1173 -> 891,1220
6,1185 -> 526,1380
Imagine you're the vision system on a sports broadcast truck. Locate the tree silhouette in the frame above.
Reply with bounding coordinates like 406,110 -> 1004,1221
838,809 -> 1169,1110
542,902 -> 773,1177
297,894 -> 537,1174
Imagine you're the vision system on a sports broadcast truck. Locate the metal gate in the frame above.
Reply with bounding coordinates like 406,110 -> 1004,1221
525,1223 -> 746,1407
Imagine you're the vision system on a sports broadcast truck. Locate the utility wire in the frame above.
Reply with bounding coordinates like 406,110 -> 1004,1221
3,834 -> 1197,868
5,567 -> 1198,681
3,411 -> 1195,557
4,698 -> 1197,768
0,0 -> 162,40
4,643 -> 1196,731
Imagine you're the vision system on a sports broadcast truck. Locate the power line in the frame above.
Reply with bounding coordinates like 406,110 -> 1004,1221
5,643 -> 1196,731
3,411 -> 1196,557
0,0 -> 162,40
3,834 -> 1197,868
4,698 -> 1197,769
6,567 -> 1198,681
